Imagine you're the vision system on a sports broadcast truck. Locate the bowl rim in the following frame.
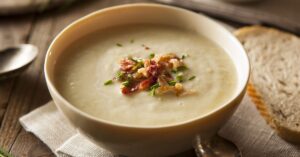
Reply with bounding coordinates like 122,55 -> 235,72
44,3 -> 250,129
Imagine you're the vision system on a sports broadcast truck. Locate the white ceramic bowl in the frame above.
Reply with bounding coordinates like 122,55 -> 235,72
45,3 -> 249,157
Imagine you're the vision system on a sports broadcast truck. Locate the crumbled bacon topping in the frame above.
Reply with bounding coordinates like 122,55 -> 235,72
120,58 -> 136,72
105,53 -> 196,96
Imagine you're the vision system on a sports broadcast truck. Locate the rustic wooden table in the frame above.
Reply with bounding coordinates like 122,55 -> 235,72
0,1 -> 240,156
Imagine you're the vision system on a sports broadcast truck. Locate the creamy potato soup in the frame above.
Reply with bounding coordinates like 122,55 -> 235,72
55,25 -> 237,126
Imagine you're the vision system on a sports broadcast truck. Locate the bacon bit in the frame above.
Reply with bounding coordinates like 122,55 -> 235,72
121,84 -> 139,95
120,58 -> 135,72
131,84 -> 140,92
121,87 -> 131,94
163,72 -> 173,81
139,78 -> 153,90
146,60 -> 162,77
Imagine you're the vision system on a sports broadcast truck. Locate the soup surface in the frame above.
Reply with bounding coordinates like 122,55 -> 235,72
55,25 -> 237,126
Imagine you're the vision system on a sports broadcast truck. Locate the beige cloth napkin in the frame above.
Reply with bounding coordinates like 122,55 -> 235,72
19,102 -> 114,157
19,96 -> 300,157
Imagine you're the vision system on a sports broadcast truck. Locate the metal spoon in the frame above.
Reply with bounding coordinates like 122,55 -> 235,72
0,44 -> 38,80
194,134 -> 242,157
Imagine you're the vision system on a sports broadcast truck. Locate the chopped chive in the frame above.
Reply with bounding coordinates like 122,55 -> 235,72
181,54 -> 188,59
176,76 -> 184,82
150,88 -> 156,96
177,65 -> 188,71
150,83 -> 160,90
188,76 -> 196,80
116,43 -> 122,47
132,65 -> 138,71
127,74 -> 133,81
136,61 -> 144,68
149,83 -> 160,96
171,69 -> 177,73
130,39 -> 134,43
176,73 -> 184,82
149,53 -> 155,59
132,61 -> 144,71
122,80 -> 130,87
104,80 -> 113,85
168,80 -> 177,86
116,71 -> 125,80
129,57 -> 138,63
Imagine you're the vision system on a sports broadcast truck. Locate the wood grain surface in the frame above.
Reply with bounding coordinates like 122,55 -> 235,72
156,0 -> 300,34
0,1 -> 236,157
0,0 -> 77,15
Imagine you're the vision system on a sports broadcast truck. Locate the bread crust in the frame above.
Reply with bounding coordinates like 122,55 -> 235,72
235,26 -> 300,144
247,83 -> 300,144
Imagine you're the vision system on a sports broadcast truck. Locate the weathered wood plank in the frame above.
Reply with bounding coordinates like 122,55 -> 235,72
0,80 -> 14,122
0,14 -> 34,149
0,13 -> 53,152
0,15 -> 34,122
10,131 -> 55,157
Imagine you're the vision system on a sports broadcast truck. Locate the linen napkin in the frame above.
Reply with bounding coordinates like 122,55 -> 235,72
19,96 -> 300,157
19,102 -> 114,157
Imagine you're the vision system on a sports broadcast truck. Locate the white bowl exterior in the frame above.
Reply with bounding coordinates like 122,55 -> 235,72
45,3 -> 249,157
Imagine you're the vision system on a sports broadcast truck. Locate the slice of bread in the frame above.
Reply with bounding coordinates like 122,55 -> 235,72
234,26 -> 300,144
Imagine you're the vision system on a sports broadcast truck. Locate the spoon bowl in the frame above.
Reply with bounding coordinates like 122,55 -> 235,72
194,134 -> 242,157
0,44 -> 38,80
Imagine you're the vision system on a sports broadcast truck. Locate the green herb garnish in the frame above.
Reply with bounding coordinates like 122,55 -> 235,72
168,80 -> 177,86
104,80 -> 113,85
176,73 -> 184,82
126,74 -> 133,81
181,54 -> 188,59
177,65 -> 188,71
149,83 -> 160,96
149,53 -> 155,59
188,76 -> 196,80
150,83 -> 160,90
116,71 -> 125,80
131,60 -> 144,71
122,80 -> 130,87
171,69 -> 177,73
136,61 -> 144,68
129,57 -> 139,63
116,43 -> 123,47
150,89 -> 155,96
